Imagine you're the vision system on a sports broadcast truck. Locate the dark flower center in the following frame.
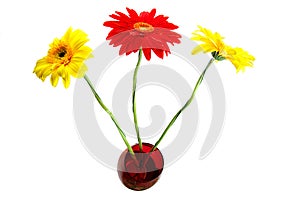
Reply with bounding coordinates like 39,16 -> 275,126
134,22 -> 154,33
58,51 -> 66,58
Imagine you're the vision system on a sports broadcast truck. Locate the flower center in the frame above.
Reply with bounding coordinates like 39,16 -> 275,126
58,51 -> 66,58
47,43 -> 72,64
134,22 -> 154,33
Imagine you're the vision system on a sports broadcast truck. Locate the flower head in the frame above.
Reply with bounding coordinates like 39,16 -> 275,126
104,8 -> 181,60
191,25 -> 255,72
33,27 -> 92,88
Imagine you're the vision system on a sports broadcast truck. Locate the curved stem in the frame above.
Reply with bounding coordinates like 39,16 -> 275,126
132,49 -> 143,151
151,58 -> 215,151
84,75 -> 134,155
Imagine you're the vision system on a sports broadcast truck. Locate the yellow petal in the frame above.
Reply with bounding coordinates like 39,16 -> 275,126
74,46 -> 93,58
77,63 -> 88,78
67,63 -> 80,77
226,47 -> 255,73
191,25 -> 226,55
33,58 -> 49,73
70,63 -> 88,78
41,67 -> 52,81
68,29 -> 89,51
62,71 -> 71,88
50,72 -> 59,87
63,27 -> 73,42
191,45 -> 203,55
34,61 -> 53,81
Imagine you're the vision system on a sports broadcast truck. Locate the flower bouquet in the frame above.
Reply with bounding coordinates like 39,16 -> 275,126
33,8 -> 255,191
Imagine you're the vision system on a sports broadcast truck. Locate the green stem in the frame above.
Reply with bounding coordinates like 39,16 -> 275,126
151,58 -> 215,151
132,49 -> 143,151
84,75 -> 134,155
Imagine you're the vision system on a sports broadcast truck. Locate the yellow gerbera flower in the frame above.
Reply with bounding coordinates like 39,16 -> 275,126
33,27 -> 92,88
191,25 -> 255,72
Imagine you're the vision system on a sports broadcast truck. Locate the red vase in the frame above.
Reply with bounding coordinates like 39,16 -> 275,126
117,143 -> 164,191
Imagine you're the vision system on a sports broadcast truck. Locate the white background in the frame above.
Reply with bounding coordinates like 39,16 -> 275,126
1,0 -> 300,199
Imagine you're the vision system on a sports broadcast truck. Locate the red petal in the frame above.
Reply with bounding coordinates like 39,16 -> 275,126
126,7 -> 139,20
109,33 -> 132,47
142,48 -> 151,61
115,11 -> 130,21
129,37 -> 142,52
153,48 -> 164,59
119,44 -> 128,55
149,9 -> 156,19
109,14 -> 122,20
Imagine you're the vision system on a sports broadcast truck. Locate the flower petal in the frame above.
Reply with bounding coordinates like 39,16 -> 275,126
50,72 -> 59,87
191,26 -> 225,55
62,71 -> 71,88
142,48 -> 151,61
191,45 -> 203,55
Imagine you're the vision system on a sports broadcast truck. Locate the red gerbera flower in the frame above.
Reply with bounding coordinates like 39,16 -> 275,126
103,8 -> 181,60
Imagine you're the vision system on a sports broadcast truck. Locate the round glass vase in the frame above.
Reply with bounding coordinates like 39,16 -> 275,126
117,143 -> 164,191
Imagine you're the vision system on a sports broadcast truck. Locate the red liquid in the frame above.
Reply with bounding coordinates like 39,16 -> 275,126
117,143 -> 164,191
